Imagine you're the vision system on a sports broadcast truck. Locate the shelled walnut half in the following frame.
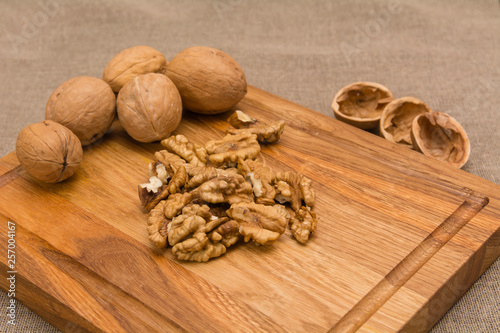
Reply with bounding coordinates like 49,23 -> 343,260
205,132 -> 260,167
226,202 -> 288,245
138,112 -> 319,262
227,110 -> 285,144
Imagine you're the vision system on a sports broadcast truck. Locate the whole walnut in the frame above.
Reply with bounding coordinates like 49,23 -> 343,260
102,45 -> 168,93
117,73 -> 183,143
45,76 -> 116,146
16,120 -> 83,183
165,46 -> 247,115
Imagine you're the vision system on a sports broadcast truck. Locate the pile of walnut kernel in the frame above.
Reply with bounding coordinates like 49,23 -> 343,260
138,110 -> 318,262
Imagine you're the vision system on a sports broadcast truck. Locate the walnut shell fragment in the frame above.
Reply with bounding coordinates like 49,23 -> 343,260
165,46 -> 247,115
227,110 -> 286,144
227,202 -> 288,245
411,111 -> 471,168
117,73 -> 182,143
46,76 -> 116,146
102,45 -> 168,93
332,82 -> 394,130
16,120 -> 83,183
380,97 -> 431,147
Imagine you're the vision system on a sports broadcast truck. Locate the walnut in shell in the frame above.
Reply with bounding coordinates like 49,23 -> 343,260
45,76 -> 116,146
16,120 -> 83,183
165,46 -> 247,114
102,45 -> 168,93
379,97 -> 431,147
411,111 -> 470,168
332,82 -> 394,130
117,73 -> 182,143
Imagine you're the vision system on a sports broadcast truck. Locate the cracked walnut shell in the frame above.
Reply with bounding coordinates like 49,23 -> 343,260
379,97 -> 431,147
102,45 -> 168,93
411,111 -> 470,168
16,120 -> 83,183
165,46 -> 247,114
45,76 -> 116,146
117,73 -> 182,143
332,82 -> 394,130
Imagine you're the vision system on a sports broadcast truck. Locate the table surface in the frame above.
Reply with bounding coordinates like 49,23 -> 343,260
0,1 -> 499,332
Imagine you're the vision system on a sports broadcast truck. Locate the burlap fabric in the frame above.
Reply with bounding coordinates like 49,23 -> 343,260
0,0 -> 499,332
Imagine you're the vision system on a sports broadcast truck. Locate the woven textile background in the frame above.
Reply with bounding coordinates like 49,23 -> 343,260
0,0 -> 499,332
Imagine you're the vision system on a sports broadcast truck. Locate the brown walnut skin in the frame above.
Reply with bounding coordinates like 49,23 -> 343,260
165,46 -> 247,115
16,120 -> 83,183
45,76 -> 116,146
117,73 -> 183,143
102,45 -> 168,93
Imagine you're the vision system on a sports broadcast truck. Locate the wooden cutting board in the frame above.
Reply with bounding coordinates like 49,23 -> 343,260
1,86 -> 499,333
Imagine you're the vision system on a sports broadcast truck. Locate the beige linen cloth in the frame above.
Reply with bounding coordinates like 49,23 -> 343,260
0,0 -> 499,332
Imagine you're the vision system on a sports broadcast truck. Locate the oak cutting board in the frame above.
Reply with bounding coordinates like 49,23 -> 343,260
1,86 -> 499,333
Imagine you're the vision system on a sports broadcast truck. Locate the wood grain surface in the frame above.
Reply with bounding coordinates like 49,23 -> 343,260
1,86 -> 499,332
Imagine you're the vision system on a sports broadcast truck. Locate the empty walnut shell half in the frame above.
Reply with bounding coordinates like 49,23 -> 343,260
379,97 -> 432,147
411,111 -> 470,168
332,82 -> 394,129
